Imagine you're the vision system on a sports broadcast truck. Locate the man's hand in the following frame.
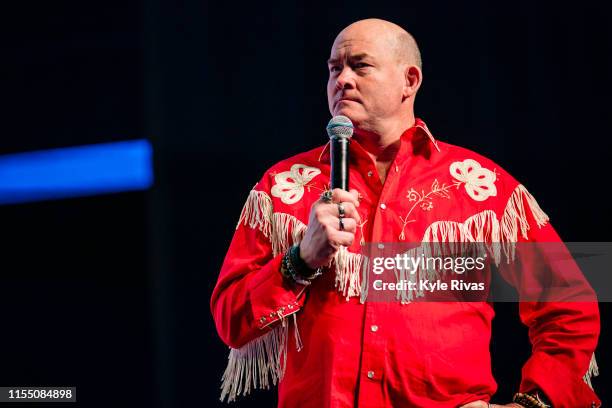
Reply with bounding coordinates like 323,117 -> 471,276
299,188 -> 361,269
459,401 -> 524,408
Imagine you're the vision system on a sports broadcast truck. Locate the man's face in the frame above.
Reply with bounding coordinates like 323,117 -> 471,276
327,29 -> 405,129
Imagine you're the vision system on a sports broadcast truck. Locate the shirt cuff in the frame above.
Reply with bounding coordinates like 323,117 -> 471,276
248,253 -> 308,330
520,351 -> 601,408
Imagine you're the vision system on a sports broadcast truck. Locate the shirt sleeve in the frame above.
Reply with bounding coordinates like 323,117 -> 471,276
210,185 -> 308,349
497,184 -> 601,408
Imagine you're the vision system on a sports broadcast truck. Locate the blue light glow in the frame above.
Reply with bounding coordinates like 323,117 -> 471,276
0,139 -> 153,205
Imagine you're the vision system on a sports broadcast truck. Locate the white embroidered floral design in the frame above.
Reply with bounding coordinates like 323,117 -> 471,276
398,179 -> 461,240
420,201 -> 434,211
357,218 -> 368,246
271,164 -> 321,204
449,159 -> 497,202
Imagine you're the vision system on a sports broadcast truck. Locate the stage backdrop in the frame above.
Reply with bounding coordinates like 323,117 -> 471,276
2,0 -> 610,407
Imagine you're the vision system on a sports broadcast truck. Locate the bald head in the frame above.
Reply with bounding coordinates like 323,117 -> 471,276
335,19 -> 422,70
327,18 -> 423,133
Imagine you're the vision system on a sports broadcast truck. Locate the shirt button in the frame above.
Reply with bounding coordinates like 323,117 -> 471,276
367,371 -> 375,379
380,203 -> 386,210
367,170 -> 373,177
370,325 -> 379,332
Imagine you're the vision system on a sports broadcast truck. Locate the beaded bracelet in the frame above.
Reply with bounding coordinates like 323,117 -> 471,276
513,391 -> 551,408
280,244 -> 322,285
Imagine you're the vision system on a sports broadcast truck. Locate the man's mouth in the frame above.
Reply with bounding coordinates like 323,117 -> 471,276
336,97 -> 359,107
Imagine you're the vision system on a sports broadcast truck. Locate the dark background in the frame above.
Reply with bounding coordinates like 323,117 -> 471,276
1,0 -> 610,407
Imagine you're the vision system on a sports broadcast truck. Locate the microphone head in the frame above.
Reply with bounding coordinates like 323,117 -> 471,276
326,115 -> 354,140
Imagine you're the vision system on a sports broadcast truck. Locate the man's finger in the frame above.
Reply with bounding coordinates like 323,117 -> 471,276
331,188 -> 359,207
333,217 -> 357,233
334,202 -> 360,224
349,188 -> 360,203
329,230 -> 356,247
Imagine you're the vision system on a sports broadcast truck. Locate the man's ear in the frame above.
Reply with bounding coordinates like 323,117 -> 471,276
403,65 -> 422,99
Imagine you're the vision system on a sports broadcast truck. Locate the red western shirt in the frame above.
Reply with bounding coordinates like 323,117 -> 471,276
211,119 -> 600,407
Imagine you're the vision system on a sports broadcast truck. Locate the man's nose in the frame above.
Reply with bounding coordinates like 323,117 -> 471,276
335,67 -> 355,90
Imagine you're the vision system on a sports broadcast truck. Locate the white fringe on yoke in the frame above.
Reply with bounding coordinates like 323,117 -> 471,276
223,185 -> 599,400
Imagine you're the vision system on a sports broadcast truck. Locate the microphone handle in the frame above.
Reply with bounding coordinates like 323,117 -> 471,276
330,137 -> 350,190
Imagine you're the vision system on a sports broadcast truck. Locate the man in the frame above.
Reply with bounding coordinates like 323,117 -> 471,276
211,19 -> 600,407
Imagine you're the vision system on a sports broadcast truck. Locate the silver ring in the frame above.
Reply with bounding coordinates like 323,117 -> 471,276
337,203 -> 345,218
320,190 -> 333,203
338,217 -> 345,231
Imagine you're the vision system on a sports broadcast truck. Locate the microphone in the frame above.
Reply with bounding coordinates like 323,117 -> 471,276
326,115 -> 354,190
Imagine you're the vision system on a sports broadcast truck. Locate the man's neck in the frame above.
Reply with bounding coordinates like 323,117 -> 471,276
353,116 -> 415,183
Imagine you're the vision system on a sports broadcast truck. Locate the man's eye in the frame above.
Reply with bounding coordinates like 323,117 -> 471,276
330,66 -> 342,72
354,63 -> 369,68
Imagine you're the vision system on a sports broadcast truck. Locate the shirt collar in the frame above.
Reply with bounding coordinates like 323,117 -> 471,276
317,117 -> 440,163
